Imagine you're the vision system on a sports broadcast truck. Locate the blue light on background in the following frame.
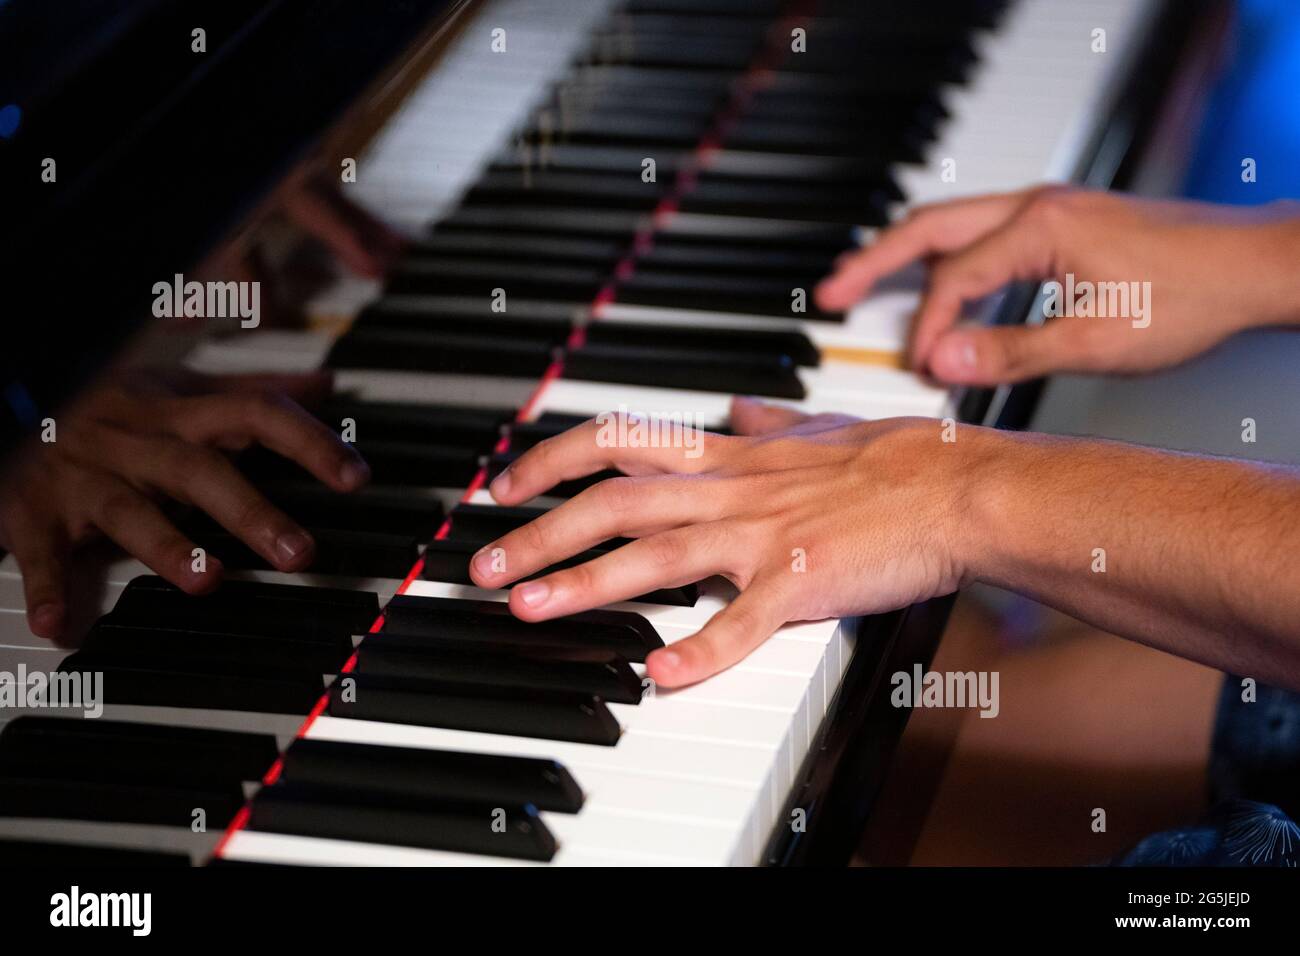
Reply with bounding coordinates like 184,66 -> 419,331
1184,0 -> 1300,204
0,103 -> 20,139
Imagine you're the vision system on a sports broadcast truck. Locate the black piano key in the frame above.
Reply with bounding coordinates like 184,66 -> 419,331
0,716 -> 279,787
636,239 -> 841,280
0,775 -> 243,827
385,256 -> 610,301
241,438 -> 481,488
280,738 -> 584,813
0,840 -> 190,867
188,526 -> 420,579
58,650 -> 326,715
490,143 -> 698,180
409,229 -> 628,265
352,305 -> 573,347
723,120 -> 928,165
355,637 -> 644,704
656,216 -> 860,253
419,538 -> 700,607
236,482 -> 446,539
464,169 -> 674,211
616,268 -> 842,320
381,593 -> 663,663
113,576 -> 380,638
315,397 -> 513,451
583,319 -> 819,366
84,617 -> 355,672
576,33 -> 760,71
326,327 -> 556,377
327,673 -> 622,746
522,110 -> 715,149
743,87 -> 947,129
443,503 -> 552,540
437,204 -> 644,239
564,341 -> 806,399
249,783 -> 557,861
682,174 -> 899,224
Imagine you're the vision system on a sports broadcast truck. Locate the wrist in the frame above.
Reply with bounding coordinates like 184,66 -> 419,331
948,426 -> 1034,589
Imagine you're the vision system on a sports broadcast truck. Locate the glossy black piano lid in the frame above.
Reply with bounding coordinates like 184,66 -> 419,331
0,0 -> 467,464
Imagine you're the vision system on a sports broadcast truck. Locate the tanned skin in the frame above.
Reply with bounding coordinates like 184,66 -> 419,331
468,187 -> 1300,689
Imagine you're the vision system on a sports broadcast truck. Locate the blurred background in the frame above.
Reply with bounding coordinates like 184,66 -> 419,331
1036,0 -> 1300,461
879,0 -> 1300,866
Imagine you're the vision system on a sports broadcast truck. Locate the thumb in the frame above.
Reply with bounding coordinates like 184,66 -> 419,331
728,396 -> 811,436
926,320 -> 1091,385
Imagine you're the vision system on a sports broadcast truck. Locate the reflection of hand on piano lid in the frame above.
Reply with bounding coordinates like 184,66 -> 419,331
469,395 -> 986,689
0,370 -> 370,643
196,175 -> 406,329
277,174 -> 406,281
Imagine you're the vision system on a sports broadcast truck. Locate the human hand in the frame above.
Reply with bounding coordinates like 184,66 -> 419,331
468,397 -> 994,687
0,370 -> 369,641
816,187 -> 1300,384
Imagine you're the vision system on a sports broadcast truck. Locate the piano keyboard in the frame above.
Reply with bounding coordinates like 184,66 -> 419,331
0,0 -> 1160,866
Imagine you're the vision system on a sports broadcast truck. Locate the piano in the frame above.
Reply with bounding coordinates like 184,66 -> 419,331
0,0 -> 1220,866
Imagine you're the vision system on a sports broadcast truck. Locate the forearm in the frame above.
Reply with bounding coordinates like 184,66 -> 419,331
962,430 -> 1300,687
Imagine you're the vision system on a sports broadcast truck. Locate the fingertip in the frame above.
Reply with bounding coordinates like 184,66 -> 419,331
928,332 -> 980,383
645,646 -> 691,688
180,556 -> 224,595
29,602 -> 65,641
488,468 -> 513,503
337,457 -> 370,491
813,279 -> 848,311
273,530 -> 315,571
506,583 -> 554,621
468,546 -> 500,589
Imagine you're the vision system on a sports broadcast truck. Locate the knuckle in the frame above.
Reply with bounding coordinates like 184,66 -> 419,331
642,530 -> 688,570
176,445 -> 226,492
230,495 -> 279,535
517,516 -> 553,555
560,560 -> 597,595
1070,321 -> 1115,366
1022,185 -> 1079,228
902,202 -> 939,227
236,391 -> 286,422
94,489 -> 139,526
927,258 -> 965,295
594,476 -> 640,516
991,331 -> 1025,371
719,604 -> 760,644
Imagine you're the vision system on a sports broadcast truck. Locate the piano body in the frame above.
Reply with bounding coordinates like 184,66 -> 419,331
0,0 -> 1224,866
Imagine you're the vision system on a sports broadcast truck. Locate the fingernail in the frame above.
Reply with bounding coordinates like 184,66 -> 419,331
516,581 -> 550,607
339,458 -> 370,489
30,603 -> 64,638
947,335 -> 977,370
658,650 -> 681,670
471,547 -> 496,579
276,531 -> 313,562
935,335 -> 977,375
490,468 -> 512,499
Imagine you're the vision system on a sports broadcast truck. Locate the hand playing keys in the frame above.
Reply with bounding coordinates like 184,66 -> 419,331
470,396 -> 997,688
